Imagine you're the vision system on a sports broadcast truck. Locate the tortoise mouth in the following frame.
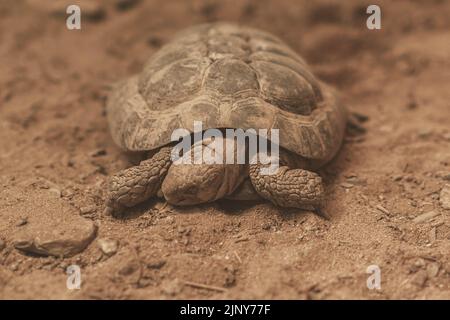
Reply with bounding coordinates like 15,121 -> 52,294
169,196 -> 199,206
164,193 -> 206,206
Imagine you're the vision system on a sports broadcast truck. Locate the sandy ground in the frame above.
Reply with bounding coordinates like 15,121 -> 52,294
1,0 -> 450,299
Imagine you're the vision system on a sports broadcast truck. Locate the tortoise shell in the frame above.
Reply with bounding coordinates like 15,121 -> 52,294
107,23 -> 347,163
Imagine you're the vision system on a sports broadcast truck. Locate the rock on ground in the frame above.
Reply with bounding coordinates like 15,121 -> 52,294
97,238 -> 119,256
10,192 -> 97,257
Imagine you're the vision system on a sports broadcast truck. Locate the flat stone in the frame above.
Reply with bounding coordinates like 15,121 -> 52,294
439,184 -> 450,210
12,193 -> 97,257
413,210 -> 440,224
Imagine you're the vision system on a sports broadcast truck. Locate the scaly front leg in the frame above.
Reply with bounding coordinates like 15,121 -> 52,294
249,163 -> 324,210
104,147 -> 172,216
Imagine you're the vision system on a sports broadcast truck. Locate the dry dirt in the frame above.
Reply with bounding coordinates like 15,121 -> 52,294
1,0 -> 450,299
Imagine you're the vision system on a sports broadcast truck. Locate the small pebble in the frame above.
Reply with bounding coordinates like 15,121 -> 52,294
16,218 -> 28,227
429,227 -> 437,243
80,205 -> 97,215
0,239 -> 5,251
89,149 -> 107,157
98,238 -> 119,256
48,188 -> 61,198
414,258 -> 426,268
147,259 -> 166,269
426,263 -> 440,278
346,176 -> 367,186
411,270 -> 428,287
375,205 -> 390,215
340,182 -> 354,189
10,263 -> 19,271
439,184 -> 450,210
118,260 -> 140,276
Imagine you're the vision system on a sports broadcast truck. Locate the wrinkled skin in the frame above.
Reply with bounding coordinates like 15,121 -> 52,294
104,137 -> 325,216
161,138 -> 247,205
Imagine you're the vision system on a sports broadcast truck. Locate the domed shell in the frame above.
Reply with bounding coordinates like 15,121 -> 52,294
107,23 -> 347,162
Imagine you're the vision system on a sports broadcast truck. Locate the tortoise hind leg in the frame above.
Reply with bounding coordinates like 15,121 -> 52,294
248,164 -> 324,210
104,147 -> 172,216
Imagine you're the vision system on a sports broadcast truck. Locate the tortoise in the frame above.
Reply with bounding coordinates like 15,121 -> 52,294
104,22 -> 348,216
